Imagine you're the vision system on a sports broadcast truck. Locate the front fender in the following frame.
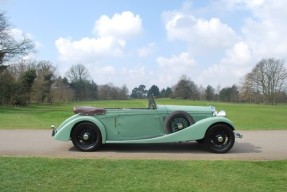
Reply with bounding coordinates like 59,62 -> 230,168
186,116 -> 235,140
53,114 -> 107,143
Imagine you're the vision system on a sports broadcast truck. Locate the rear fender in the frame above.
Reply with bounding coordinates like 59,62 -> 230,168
53,115 -> 107,143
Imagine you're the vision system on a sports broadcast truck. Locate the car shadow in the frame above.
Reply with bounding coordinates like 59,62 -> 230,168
68,142 -> 207,153
101,142 -> 207,154
231,142 -> 262,153
69,141 -> 261,154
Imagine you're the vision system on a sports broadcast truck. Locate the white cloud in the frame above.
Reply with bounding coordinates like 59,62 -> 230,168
198,41 -> 251,86
198,0 -> 287,87
156,52 -> 197,87
92,65 -> 150,90
94,11 -> 142,39
55,11 -> 142,63
163,12 -> 239,52
55,36 -> 125,62
137,42 -> 155,57
221,41 -> 251,65
157,52 -> 196,68
160,0 -> 287,88
220,0 -> 265,10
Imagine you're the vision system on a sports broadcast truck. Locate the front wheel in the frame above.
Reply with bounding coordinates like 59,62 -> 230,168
204,124 -> 235,153
71,122 -> 102,152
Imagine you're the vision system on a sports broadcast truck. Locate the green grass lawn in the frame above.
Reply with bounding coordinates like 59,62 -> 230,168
0,98 -> 286,130
0,157 -> 286,192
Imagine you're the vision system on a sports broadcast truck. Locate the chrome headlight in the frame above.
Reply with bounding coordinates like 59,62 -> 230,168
217,110 -> 226,117
210,106 -> 217,116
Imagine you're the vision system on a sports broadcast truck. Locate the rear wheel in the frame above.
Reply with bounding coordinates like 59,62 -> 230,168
71,122 -> 102,152
204,124 -> 235,153
164,111 -> 194,133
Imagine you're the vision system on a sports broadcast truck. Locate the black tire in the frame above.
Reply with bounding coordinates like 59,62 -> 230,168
196,139 -> 204,143
164,111 -> 194,133
71,122 -> 102,152
204,124 -> 235,153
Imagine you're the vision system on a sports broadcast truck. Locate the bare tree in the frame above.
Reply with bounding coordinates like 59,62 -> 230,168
65,64 -> 101,101
0,11 -> 34,68
242,58 -> 287,104
66,64 -> 89,82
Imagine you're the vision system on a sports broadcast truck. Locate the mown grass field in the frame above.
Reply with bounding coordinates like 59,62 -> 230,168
0,98 -> 286,130
0,157 -> 286,192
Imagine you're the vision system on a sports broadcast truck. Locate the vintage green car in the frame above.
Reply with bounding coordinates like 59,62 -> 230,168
52,96 -> 242,153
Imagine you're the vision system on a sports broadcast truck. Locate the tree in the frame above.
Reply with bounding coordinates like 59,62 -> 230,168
98,83 -> 128,100
119,85 -> 129,100
148,85 -> 160,97
205,85 -> 215,101
173,75 -> 199,99
0,68 -> 15,104
19,68 -> 36,104
198,85 -> 205,100
241,58 -> 287,104
66,64 -> 89,82
0,60 -> 37,105
219,85 -> 239,102
51,77 -> 74,103
69,80 -> 98,101
0,11 -> 34,67
31,60 -> 56,103
160,87 -> 172,98
130,85 -> 147,98
66,64 -> 97,101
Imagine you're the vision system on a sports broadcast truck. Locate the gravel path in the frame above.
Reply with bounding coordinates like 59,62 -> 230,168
1,130 -> 286,160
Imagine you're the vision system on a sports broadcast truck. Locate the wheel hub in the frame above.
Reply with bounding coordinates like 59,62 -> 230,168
82,133 -> 90,140
217,136 -> 224,143
177,123 -> 184,129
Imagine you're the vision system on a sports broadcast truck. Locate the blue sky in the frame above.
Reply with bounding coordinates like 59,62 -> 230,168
2,0 -> 287,91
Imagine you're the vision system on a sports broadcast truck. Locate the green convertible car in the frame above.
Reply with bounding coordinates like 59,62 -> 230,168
52,96 -> 242,153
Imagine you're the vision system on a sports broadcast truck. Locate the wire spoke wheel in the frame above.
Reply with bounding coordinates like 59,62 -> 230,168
164,111 -> 194,133
205,124 -> 235,153
170,117 -> 190,132
72,122 -> 102,151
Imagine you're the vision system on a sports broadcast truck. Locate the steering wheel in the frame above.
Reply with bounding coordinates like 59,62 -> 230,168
148,94 -> 157,109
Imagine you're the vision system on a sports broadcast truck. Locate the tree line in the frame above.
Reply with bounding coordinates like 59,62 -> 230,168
1,10 -> 287,105
130,63 -> 287,104
130,59 -> 287,104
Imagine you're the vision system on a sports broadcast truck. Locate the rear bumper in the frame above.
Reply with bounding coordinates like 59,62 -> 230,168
234,132 -> 243,139
51,125 -> 57,137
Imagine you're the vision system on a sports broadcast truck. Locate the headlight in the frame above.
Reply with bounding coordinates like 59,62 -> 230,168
210,106 -> 217,116
217,110 -> 226,117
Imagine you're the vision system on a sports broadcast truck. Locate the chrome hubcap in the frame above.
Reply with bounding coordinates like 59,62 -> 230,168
177,123 -> 184,129
217,136 -> 223,142
83,133 -> 89,140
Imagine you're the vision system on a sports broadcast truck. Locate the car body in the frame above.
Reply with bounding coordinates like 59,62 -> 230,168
52,96 -> 242,153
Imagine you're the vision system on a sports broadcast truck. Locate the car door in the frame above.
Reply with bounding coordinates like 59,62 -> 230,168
116,109 -> 163,140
